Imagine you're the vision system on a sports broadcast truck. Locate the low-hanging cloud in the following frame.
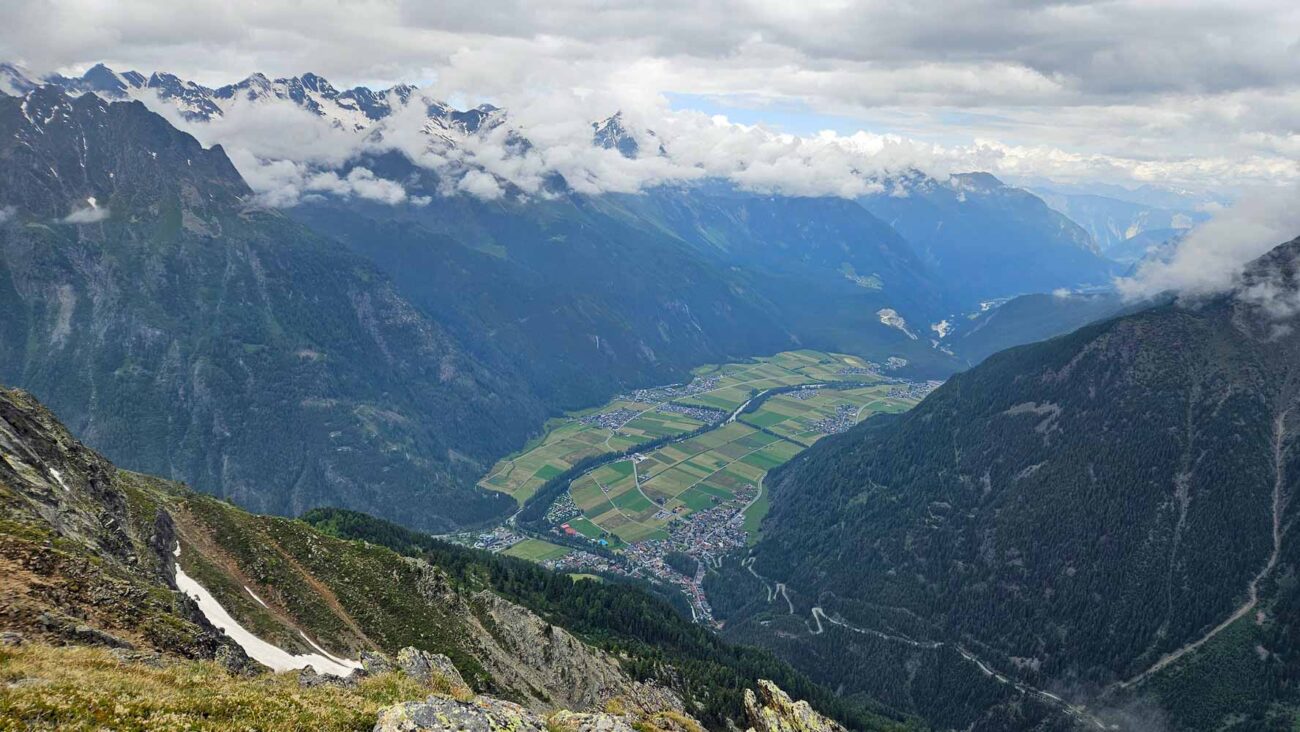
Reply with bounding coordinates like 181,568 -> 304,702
108,69 -> 1295,210
4,0 -> 1297,201
60,204 -> 111,224
1116,185 -> 1300,300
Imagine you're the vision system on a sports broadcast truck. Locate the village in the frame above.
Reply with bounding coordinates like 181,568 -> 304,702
465,351 -> 938,625
545,481 -> 758,623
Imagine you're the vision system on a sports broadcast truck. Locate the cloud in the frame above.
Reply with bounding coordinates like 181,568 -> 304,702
1,0 -> 1295,198
59,198 -> 110,223
225,152 -> 413,208
1116,185 -> 1300,300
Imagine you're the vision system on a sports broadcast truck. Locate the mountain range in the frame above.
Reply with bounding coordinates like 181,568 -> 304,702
713,235 -> 1300,730
0,64 -> 1144,532
1031,187 -> 1209,265
0,57 -> 1292,732
0,382 -> 895,730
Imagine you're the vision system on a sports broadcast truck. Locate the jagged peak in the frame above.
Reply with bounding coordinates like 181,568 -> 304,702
0,62 -> 37,96
592,110 -> 664,159
744,680 -> 847,732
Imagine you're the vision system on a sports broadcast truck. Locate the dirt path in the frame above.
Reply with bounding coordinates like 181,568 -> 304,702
1118,408 -> 1291,690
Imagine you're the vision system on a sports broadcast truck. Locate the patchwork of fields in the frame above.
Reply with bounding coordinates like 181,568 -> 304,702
477,400 -> 707,503
737,383 -> 915,447
477,350 -> 884,504
479,349 -> 923,546
568,421 -> 799,545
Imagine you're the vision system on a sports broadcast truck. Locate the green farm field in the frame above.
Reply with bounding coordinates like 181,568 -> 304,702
479,350 -> 920,549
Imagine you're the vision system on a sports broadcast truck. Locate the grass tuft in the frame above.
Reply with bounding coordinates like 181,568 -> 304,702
0,643 -> 430,731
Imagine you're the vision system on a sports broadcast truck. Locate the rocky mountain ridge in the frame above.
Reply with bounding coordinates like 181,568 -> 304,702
0,383 -> 903,729
714,235 -> 1300,730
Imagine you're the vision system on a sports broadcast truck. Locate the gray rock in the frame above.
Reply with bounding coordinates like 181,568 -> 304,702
374,695 -> 546,732
0,631 -> 24,646
361,650 -> 395,675
395,646 -> 466,689
743,680 -> 846,732
71,622 -> 130,648
548,710 -> 636,732
213,642 -> 255,676
299,666 -> 357,688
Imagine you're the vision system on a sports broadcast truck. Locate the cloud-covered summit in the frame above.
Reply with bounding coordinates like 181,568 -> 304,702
1,0 -> 1295,197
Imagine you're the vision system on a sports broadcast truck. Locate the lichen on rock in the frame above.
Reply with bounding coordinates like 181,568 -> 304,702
743,680 -> 846,732
373,694 -> 547,732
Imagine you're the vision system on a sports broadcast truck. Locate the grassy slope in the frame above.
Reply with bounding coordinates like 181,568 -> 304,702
0,644 -> 432,732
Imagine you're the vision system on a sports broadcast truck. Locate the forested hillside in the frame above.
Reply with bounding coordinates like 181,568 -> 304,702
860,173 -> 1117,306
717,236 -> 1300,730
0,382 -> 910,731
0,88 -> 545,532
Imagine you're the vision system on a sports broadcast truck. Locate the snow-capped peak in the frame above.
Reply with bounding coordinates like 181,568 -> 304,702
0,63 -> 37,96
592,111 -> 664,159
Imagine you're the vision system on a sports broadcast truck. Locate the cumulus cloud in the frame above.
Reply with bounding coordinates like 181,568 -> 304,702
2,0 -> 1295,198
1116,185 -> 1300,300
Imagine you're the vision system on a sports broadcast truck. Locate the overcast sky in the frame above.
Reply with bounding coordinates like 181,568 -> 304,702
1,0 -> 1296,194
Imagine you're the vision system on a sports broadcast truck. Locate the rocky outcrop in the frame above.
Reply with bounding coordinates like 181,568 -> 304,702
0,387 -> 250,667
372,695 -> 703,732
743,680 -> 846,732
371,680 -> 833,732
465,590 -> 684,715
374,695 -> 547,732
396,647 -> 468,692
548,710 -> 636,732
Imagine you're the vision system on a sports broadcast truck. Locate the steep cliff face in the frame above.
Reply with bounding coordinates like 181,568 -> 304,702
0,87 -> 545,534
721,237 -> 1300,729
744,680 -> 848,732
0,385 -> 677,715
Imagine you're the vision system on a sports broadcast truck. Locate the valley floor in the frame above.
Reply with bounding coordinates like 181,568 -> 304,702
461,349 -> 937,622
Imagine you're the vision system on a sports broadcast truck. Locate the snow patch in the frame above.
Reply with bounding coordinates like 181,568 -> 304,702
172,544 -> 360,676
49,468 -> 69,492
877,308 -> 918,339
244,586 -> 269,609
930,320 -> 951,338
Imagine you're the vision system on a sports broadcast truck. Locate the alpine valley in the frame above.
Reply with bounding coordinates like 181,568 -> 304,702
0,54 -> 1293,732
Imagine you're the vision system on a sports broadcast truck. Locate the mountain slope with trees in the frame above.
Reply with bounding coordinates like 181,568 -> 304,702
0,87 -> 546,532
0,383 -> 911,731
717,236 -> 1300,730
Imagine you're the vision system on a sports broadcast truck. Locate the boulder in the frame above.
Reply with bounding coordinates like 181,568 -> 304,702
547,710 -> 636,732
396,646 -> 467,689
374,695 -> 546,732
298,666 -> 357,688
361,650 -> 395,675
743,680 -> 846,732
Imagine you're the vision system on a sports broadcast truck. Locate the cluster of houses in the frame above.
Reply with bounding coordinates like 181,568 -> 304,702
809,402 -> 860,435
656,402 -> 727,424
579,407 -> 642,430
626,374 -> 721,404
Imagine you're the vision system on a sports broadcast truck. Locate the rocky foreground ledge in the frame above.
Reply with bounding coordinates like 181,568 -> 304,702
373,678 -> 844,732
